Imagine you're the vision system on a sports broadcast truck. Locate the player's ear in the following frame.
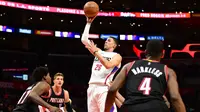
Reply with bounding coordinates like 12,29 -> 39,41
53,78 -> 55,84
62,76 -> 64,83
144,50 -> 148,57
161,50 -> 165,58
113,44 -> 117,49
43,76 -> 46,80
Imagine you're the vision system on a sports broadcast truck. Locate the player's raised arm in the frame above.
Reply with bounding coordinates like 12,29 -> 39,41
81,17 -> 96,46
82,1 -> 99,47
81,20 -> 91,46
167,68 -> 186,112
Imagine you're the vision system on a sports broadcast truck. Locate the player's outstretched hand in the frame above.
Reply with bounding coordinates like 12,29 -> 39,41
108,81 -> 113,87
49,106 -> 62,112
85,40 -> 98,55
163,95 -> 170,108
86,16 -> 96,23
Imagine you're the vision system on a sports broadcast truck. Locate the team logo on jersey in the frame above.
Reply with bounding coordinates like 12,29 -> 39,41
94,57 -> 111,61
94,57 -> 98,61
49,97 -> 65,103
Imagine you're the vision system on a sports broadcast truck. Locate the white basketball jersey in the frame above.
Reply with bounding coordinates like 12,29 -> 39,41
89,51 -> 121,85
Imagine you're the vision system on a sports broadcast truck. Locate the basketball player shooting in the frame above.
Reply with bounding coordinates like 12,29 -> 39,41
13,67 -> 62,112
105,40 -> 186,112
81,12 -> 122,112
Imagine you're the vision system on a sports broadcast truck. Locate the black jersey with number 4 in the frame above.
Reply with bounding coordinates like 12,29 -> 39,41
13,84 -> 39,112
124,60 -> 168,105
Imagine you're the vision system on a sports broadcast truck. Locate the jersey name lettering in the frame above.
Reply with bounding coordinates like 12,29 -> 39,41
131,66 -> 163,77
49,98 -> 64,103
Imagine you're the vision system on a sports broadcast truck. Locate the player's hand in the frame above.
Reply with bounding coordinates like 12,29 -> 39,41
165,100 -> 170,108
108,81 -> 113,87
85,40 -> 99,55
163,95 -> 170,108
105,108 -> 111,112
49,106 -> 62,112
86,16 -> 96,23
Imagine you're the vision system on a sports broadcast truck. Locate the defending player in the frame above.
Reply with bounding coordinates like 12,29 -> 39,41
38,73 -> 74,112
105,40 -> 186,112
13,67 -> 61,112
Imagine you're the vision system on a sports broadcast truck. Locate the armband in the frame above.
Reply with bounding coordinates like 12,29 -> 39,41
65,102 -> 73,112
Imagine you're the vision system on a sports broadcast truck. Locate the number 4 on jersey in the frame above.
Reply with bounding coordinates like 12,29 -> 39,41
138,77 -> 152,95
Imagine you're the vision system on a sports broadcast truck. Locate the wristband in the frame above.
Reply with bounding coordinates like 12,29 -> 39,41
93,51 -> 98,55
65,102 -> 73,112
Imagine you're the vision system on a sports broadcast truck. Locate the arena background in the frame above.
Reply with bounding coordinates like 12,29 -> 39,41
0,0 -> 200,111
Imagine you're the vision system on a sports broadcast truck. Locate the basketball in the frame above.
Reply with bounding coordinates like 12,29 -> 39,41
84,1 -> 99,17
